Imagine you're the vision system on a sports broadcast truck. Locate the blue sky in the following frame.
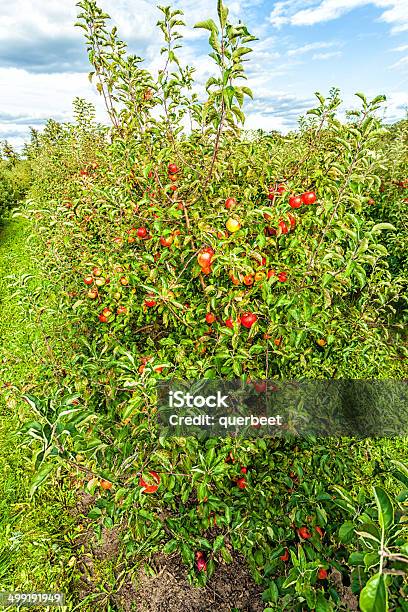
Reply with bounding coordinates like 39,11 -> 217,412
0,0 -> 407,149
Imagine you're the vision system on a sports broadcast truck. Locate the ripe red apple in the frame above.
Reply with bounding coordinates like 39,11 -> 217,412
168,163 -> 179,174
277,184 -> 286,194
297,526 -> 311,539
277,272 -> 287,283
317,568 -> 328,580
100,479 -> 112,490
301,191 -> 317,205
288,214 -> 296,229
84,275 -> 93,285
169,185 -> 177,192
205,312 -> 216,324
278,220 -> 289,234
137,227 -> 147,238
196,556 -> 207,572
289,195 -> 302,209
202,247 -> 215,256
197,252 -> 212,268
240,313 -> 257,328
99,314 -> 108,323
225,318 -> 234,329
117,306 -> 127,315
280,548 -> 289,562
236,477 -> 247,489
267,269 -> 276,279
225,197 -> 237,209
253,381 -> 267,393
240,467 -> 247,474
160,235 -> 173,247
139,476 -> 159,494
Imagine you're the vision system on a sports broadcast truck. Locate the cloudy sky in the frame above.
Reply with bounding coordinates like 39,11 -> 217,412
1,0 -> 407,149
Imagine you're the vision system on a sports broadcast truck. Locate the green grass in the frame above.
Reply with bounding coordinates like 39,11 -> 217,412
0,216 -> 76,594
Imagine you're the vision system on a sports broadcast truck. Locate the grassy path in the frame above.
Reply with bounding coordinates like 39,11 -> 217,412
0,216 -> 75,593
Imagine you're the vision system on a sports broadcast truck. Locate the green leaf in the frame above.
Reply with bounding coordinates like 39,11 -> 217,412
262,581 -> 279,603
29,463 -> 55,498
87,508 -> 102,519
194,19 -> 219,35
373,486 -> 394,530
163,539 -> 178,554
364,552 -> 380,570
359,573 -> 388,612
338,521 -> 355,544
217,0 -> 229,28
356,523 -> 381,544
316,591 -> 333,612
391,460 -> 408,488
349,551 -> 365,566
213,535 -> 224,552
355,92 -> 367,104
371,223 -> 396,233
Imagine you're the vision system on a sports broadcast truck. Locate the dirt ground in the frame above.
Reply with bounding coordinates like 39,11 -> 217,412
135,553 -> 264,612
72,491 -> 264,611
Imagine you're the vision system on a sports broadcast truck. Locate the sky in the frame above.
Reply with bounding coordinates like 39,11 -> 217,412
0,0 -> 407,150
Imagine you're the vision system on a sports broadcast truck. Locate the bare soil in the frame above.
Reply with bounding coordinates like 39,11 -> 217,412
72,489 -> 264,612
134,553 -> 264,612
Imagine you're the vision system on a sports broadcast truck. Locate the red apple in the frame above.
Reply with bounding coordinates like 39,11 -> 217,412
240,313 -> 257,328
205,312 -> 216,324
301,191 -> 317,205
289,195 -> 302,209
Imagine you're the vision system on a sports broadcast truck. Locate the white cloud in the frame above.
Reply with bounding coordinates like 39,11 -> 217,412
312,50 -> 342,59
288,41 -> 338,56
390,55 -> 408,69
391,44 -> 408,52
0,67 -> 106,125
269,0 -> 408,34
384,91 -> 408,119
